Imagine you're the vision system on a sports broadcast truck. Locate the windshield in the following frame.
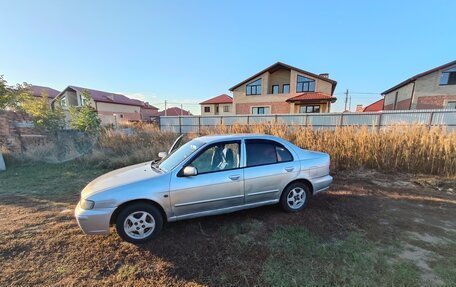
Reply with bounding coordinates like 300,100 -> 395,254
159,139 -> 205,172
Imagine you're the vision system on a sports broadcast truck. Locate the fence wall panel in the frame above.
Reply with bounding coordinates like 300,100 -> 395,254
160,110 -> 456,133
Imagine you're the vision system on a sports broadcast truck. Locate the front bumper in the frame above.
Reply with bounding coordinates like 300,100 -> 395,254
74,202 -> 115,235
312,175 -> 333,194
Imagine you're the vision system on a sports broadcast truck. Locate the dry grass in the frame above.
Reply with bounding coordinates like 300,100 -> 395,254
200,123 -> 456,176
82,125 -> 177,168
1,164 -> 455,286
5,123 -> 456,175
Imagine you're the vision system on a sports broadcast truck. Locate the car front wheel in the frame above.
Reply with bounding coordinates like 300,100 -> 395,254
280,182 -> 311,212
115,203 -> 163,244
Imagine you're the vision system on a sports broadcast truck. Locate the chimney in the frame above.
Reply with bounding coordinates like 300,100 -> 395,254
355,105 -> 364,112
319,73 -> 329,78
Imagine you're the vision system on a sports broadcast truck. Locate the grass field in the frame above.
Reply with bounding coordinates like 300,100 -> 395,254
1,162 -> 455,286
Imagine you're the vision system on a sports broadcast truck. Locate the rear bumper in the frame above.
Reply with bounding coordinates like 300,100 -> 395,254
74,202 -> 115,235
312,175 -> 333,194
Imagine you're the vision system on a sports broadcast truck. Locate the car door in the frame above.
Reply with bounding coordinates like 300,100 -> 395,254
243,139 -> 299,204
169,140 -> 244,217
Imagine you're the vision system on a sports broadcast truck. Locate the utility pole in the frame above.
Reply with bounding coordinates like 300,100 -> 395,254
344,89 -> 349,112
164,100 -> 167,116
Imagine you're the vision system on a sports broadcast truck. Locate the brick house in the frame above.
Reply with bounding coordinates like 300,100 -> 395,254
51,86 -> 152,125
199,94 -> 233,115
229,62 -> 337,114
382,60 -> 456,110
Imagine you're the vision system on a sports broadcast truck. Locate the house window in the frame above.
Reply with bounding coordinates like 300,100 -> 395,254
272,85 -> 279,94
223,105 -> 230,112
80,95 -> 88,106
252,106 -> 270,114
204,106 -> 211,113
440,67 -> 456,85
60,96 -> 67,107
282,84 -> 290,93
447,101 -> 456,109
216,106 -> 219,113
246,79 -> 262,95
296,75 -> 315,92
299,105 -> 321,113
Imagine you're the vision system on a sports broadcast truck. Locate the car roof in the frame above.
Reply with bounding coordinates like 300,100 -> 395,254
195,134 -> 284,144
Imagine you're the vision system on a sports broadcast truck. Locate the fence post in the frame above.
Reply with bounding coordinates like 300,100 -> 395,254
340,113 -> 344,128
275,114 -> 278,124
179,116 -> 182,134
377,113 -> 383,131
247,115 -> 250,125
428,112 -> 434,130
198,116 -> 201,135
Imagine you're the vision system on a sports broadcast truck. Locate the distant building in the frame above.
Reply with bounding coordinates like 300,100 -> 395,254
30,85 -> 60,104
52,86 -> 145,125
157,107 -> 192,116
362,99 -> 384,112
382,60 -> 456,110
199,94 -> 233,115
229,62 -> 337,114
130,99 -> 159,122
355,105 -> 364,112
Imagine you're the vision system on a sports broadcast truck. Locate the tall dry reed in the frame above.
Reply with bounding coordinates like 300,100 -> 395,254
7,123 -> 456,176
200,123 -> 456,176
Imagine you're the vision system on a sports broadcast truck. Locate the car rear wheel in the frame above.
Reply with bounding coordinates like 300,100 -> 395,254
115,203 -> 163,244
280,182 -> 311,212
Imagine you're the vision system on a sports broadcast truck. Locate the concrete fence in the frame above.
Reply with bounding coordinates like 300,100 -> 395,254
159,110 -> 456,134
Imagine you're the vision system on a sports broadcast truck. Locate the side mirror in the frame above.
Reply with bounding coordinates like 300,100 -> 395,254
158,151 -> 168,159
183,166 -> 197,176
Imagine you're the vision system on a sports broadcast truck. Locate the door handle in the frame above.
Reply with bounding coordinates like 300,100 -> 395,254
229,174 -> 241,181
285,167 -> 295,172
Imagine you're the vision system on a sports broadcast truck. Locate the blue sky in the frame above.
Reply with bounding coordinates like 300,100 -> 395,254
1,0 -> 455,113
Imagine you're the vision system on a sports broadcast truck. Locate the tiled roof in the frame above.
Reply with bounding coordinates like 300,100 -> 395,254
286,92 -> 337,102
130,99 -> 159,110
30,85 -> 60,98
200,94 -> 233,104
157,107 -> 192,116
363,99 -> 384,112
67,86 -> 143,107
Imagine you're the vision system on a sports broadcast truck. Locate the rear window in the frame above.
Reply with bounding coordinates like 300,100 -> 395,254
246,140 -> 293,167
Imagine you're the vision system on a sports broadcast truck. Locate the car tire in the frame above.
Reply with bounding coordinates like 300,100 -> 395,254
115,202 -> 163,244
280,182 -> 311,213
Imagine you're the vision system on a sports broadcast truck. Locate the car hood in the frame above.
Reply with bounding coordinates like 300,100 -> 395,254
81,161 -> 163,198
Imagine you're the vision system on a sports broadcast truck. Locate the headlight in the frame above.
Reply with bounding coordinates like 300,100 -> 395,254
80,199 -> 95,210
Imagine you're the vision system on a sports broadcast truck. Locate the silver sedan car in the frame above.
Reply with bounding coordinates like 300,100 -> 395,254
75,134 -> 332,244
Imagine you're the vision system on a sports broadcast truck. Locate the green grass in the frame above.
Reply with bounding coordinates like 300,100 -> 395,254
261,227 -> 422,287
0,162 -> 107,202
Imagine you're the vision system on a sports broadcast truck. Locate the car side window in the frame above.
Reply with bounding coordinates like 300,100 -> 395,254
188,142 -> 240,174
246,140 -> 293,167
276,146 -> 293,162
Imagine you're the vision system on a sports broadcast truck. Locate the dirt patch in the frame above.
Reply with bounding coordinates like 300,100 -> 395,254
0,167 -> 455,286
